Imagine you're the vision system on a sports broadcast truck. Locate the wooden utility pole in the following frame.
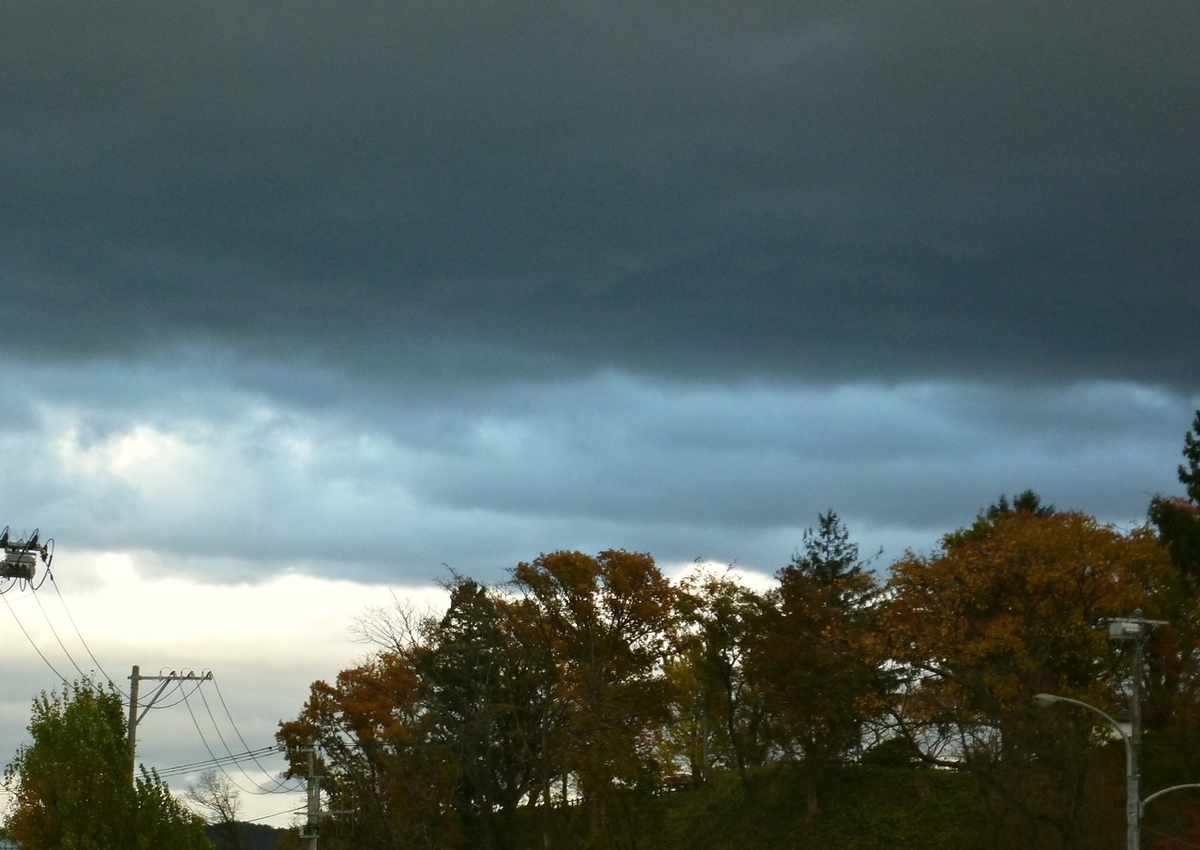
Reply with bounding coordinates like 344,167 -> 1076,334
127,665 -> 212,782
301,745 -> 320,850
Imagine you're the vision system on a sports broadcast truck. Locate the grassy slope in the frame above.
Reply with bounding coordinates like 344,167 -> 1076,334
654,765 -> 991,850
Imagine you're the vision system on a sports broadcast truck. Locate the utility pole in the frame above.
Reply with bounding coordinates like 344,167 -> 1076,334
296,743 -> 353,849
127,665 -> 212,782
1106,609 -> 1168,850
301,745 -> 321,850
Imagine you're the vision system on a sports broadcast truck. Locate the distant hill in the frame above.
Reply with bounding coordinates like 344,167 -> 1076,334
204,821 -> 288,850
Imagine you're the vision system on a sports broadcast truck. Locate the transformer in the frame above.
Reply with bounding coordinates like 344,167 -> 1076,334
0,528 -> 51,584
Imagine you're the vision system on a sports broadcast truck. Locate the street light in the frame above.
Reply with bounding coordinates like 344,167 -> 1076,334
1034,693 -> 1137,850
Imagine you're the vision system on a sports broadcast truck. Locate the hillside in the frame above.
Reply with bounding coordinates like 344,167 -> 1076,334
205,821 -> 287,850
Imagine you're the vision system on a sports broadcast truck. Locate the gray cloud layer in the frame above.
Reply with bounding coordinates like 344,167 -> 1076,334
0,356 -> 1191,583
3,1 -> 1197,386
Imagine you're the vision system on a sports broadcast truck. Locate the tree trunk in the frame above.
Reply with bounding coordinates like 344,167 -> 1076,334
804,769 -> 820,823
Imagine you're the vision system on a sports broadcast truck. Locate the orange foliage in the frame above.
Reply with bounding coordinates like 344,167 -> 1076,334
886,511 -> 1175,722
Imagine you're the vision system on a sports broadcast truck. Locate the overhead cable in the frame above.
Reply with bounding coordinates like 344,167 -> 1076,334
206,677 -> 301,788
2,589 -> 68,685
180,688 -> 300,795
46,570 -> 128,697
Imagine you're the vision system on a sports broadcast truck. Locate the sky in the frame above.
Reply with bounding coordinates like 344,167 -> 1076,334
1,0 -> 1198,828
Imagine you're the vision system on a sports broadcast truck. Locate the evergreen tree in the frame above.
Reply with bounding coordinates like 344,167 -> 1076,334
1180,410 -> 1200,503
751,512 -> 885,820
1149,411 -> 1200,590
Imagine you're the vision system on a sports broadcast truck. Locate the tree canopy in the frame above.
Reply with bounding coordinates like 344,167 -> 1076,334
2,680 -> 212,850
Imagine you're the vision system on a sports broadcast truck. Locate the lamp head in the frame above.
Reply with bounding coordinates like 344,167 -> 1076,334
1108,620 -> 1142,641
1033,693 -> 1059,707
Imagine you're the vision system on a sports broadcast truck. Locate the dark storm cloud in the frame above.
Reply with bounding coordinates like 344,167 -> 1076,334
2,0 -> 1197,386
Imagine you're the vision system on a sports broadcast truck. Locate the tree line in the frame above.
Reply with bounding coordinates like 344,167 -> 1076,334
275,416 -> 1200,850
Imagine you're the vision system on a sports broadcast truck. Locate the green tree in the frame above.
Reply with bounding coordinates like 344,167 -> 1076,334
133,766 -> 216,850
2,680 -> 211,850
1140,412 -> 1200,837
1148,495 -> 1200,592
1149,413 -> 1200,591
1179,410 -> 1200,503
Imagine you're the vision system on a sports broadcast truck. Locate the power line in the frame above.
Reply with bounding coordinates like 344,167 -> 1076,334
180,688 -> 299,795
30,584 -> 91,683
195,686 -> 296,793
145,676 -> 208,710
2,538 -> 304,801
209,676 -> 299,787
181,687 -> 258,793
196,681 -> 283,792
46,570 -> 127,697
159,745 -> 281,773
158,745 -> 283,779
2,588 -> 68,685
244,804 -> 307,825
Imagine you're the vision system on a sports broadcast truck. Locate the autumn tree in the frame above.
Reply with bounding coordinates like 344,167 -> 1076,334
749,511 -> 886,820
3,680 -> 212,850
277,652 -> 460,850
510,550 -> 676,846
883,508 -> 1176,849
669,568 -> 770,784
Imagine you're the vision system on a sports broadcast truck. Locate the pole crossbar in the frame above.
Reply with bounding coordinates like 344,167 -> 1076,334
127,664 -> 214,783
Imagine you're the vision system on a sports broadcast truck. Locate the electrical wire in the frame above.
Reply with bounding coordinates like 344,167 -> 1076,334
243,804 -> 307,824
45,569 -> 128,697
181,688 -> 300,795
2,587 -> 68,685
145,676 -> 208,710
30,583 -> 92,683
208,676 -> 299,786
6,554 -> 303,798
180,689 -> 265,795
195,684 -> 279,789
157,746 -> 283,779
159,745 -> 281,774
203,679 -> 303,793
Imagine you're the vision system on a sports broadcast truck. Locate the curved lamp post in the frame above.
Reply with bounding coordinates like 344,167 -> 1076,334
1033,693 -> 1137,850
1143,783 -> 1200,807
